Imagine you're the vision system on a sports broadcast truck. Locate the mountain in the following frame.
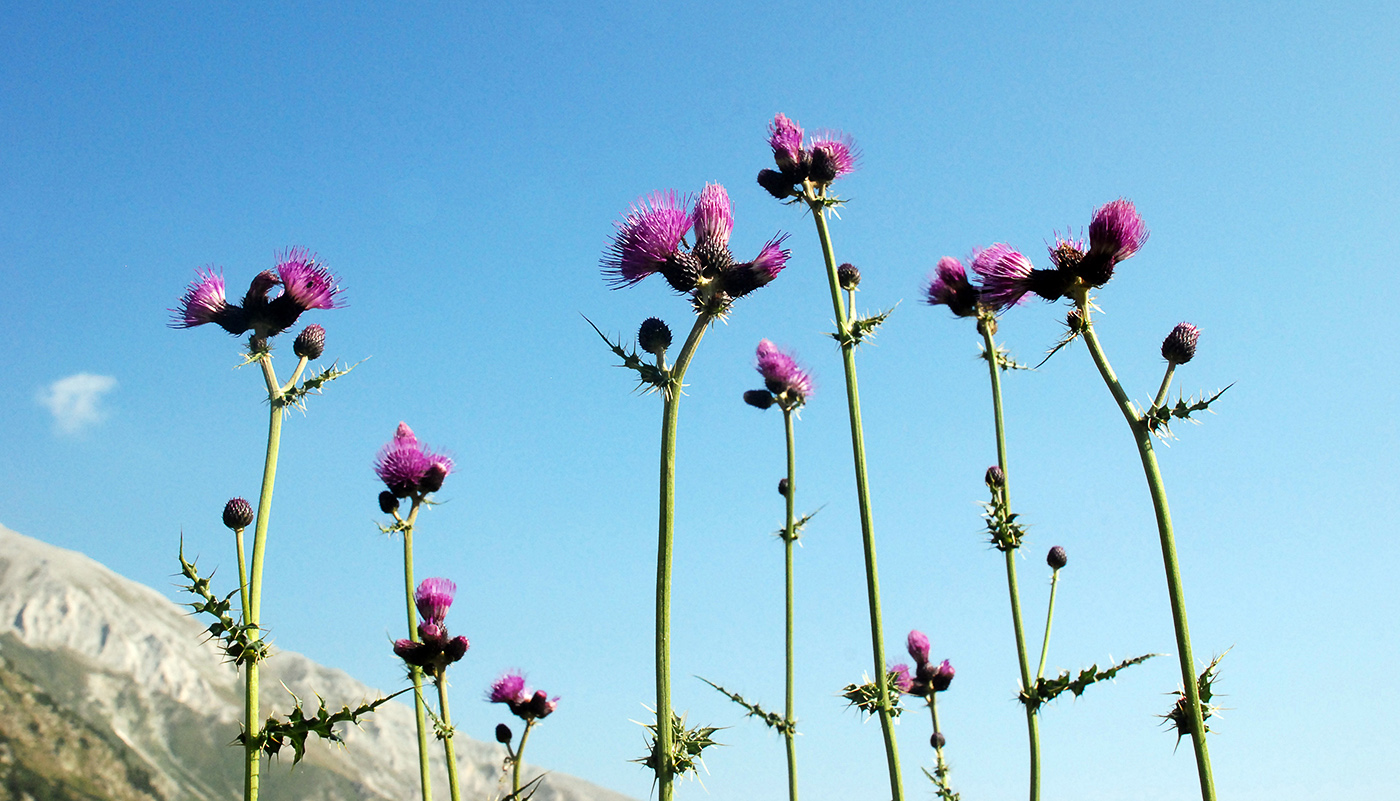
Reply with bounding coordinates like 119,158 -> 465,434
0,525 -> 635,801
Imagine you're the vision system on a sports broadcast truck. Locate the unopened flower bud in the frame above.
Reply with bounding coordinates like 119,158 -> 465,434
744,389 -> 775,409
757,168 -> 795,199
293,324 -> 325,359
420,462 -> 448,494
778,477 -> 789,497
931,731 -> 946,749
378,491 -> 399,515
248,334 -> 269,353
984,465 -> 1005,489
837,262 -> 861,290
930,659 -> 955,692
1047,545 -> 1068,570
222,498 -> 254,530
495,723 -> 512,744
638,317 -> 672,356
1161,322 -> 1200,365
808,147 -> 838,184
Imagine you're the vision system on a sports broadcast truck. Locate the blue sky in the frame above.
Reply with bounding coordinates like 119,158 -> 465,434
2,2 -> 1397,799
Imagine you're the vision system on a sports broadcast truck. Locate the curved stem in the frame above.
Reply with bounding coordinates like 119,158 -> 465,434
655,312 -> 714,801
513,720 -> 535,796
980,321 -> 1040,801
1151,363 -> 1177,412
1079,312 -> 1216,801
435,670 -> 462,801
401,502 -> 433,801
806,192 -> 903,801
1036,570 -> 1061,681
783,409 -> 799,801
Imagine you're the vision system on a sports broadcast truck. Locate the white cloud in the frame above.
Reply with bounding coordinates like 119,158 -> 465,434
36,373 -> 119,435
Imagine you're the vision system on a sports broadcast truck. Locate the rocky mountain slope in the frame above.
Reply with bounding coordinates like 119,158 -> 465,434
0,525 -> 633,801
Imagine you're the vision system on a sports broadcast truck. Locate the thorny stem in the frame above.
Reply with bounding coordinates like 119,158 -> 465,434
927,693 -> 955,799
783,409 -> 800,801
979,319 -> 1041,801
435,670 -> 462,801
1077,306 -> 1217,801
1036,569 -> 1061,681
655,311 -> 715,801
804,184 -> 903,801
400,501 -> 433,801
513,719 -> 536,796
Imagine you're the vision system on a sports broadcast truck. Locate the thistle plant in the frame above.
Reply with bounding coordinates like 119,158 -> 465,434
489,671 -> 560,797
705,340 -> 814,801
965,200 -> 1226,801
904,631 -> 959,801
593,182 -> 790,800
375,424 -> 456,801
394,577 -> 470,801
758,112 -> 905,801
170,248 -> 351,801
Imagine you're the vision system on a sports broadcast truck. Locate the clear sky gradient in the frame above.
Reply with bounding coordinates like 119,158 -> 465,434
2,3 -> 1396,799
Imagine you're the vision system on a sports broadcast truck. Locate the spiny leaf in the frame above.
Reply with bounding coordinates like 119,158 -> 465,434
774,506 -> 823,542
921,765 -> 961,801
177,542 -> 269,667
979,342 -> 1034,372
840,669 -> 906,719
632,709 -> 723,779
830,304 -> 897,348
980,486 -> 1026,552
1161,648 -> 1230,744
278,359 -> 364,412
698,677 -> 793,735
243,685 -> 410,763
1144,384 -> 1233,438
583,316 -> 671,397
1023,653 -> 1159,712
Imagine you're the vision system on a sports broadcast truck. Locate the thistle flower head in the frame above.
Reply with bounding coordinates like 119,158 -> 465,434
889,663 -> 914,694
1162,322 -> 1200,365
489,671 -> 559,720
930,659 -> 955,692
414,577 -> 456,624
374,422 -> 454,498
768,113 -> 805,170
756,339 -> 813,408
1078,199 -> 1149,286
222,497 -> 253,531
171,268 -> 240,332
838,262 -> 861,290
906,629 -> 931,665
638,317 -> 672,356
743,389 -> 775,409
1047,545 -> 1068,570
808,131 -> 858,183
985,465 -> 1006,488
602,191 -> 693,288
971,244 -> 1036,310
924,257 -> 980,317
275,248 -> 342,312
172,249 -> 342,339
495,723 -> 513,744
1047,231 -> 1087,275
393,628 -> 469,672
723,234 -> 791,299
293,324 -> 325,360
693,183 -> 734,249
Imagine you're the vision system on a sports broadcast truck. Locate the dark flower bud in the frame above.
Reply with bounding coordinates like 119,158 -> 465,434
293,324 -> 325,360
837,262 -> 861,290
1161,322 -> 1200,365
744,390 -> 775,409
757,168 -> 795,199
660,250 -> 702,294
420,462 -> 448,494
222,498 -> 254,530
808,147 -> 838,184
378,491 -> 399,515
1047,545 -> 1068,570
1065,307 -> 1087,334
248,334 -> 269,353
931,732 -> 946,749
528,690 -> 552,718
930,660 -> 955,692
495,723 -> 513,744
443,635 -> 470,665
638,317 -> 672,356
984,465 -> 1005,489
778,478 -> 789,497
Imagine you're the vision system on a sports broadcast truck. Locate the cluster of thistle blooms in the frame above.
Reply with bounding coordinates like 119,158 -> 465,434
743,339 -> 814,413
489,671 -> 559,732
604,184 -> 790,316
754,113 -> 858,199
171,247 -> 341,354
376,423 -> 454,512
892,630 -> 956,703
393,577 -> 470,672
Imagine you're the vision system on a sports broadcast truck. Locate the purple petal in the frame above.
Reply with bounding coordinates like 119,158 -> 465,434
1088,199 -> 1149,264
275,247 -> 343,312
971,244 -> 1035,310
809,130 -> 858,178
768,113 -> 805,168
602,191 -> 693,288
693,183 -> 733,248
906,629 -> 931,666
755,339 -> 813,404
415,577 -> 457,623
489,671 -> 530,704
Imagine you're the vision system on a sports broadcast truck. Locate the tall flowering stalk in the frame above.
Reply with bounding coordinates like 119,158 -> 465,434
758,113 -> 904,801
489,671 -> 560,797
969,200 -> 1224,801
594,183 -> 790,799
170,249 -> 346,801
904,631 -> 959,801
376,424 -> 456,801
394,577 -> 471,801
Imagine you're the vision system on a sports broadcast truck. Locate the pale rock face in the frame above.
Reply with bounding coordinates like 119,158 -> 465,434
0,525 -> 634,801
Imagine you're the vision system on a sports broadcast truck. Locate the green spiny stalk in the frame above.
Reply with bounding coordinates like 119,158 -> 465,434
782,409 -> 800,801
399,502 -> 433,801
435,669 -> 462,801
513,719 -> 535,796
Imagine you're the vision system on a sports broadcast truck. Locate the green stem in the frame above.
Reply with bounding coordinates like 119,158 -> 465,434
1151,363 -> 1177,412
1036,570 -> 1061,682
513,720 -> 535,797
655,312 -> 714,801
980,320 -> 1040,801
1078,312 -> 1216,801
782,409 -> 799,801
234,527 -> 250,625
400,503 -> 433,801
806,189 -> 903,801
927,693 -> 953,797
435,670 -> 462,801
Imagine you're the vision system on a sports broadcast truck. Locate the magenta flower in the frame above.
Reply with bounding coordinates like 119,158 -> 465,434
171,268 -> 238,330
602,191 -> 693,288
374,422 -> 454,499
693,183 -> 734,249
808,131 -> 858,183
753,339 -> 813,409
1076,198 -> 1149,286
415,577 -> 456,625
724,234 -> 791,299
757,113 -> 859,197
924,257 -> 980,317
275,248 -> 342,312
768,113 -> 805,171
929,660 -> 955,692
889,663 -> 914,694
170,249 -> 342,338
489,671 -> 559,721
906,630 -> 931,666
971,244 -> 1036,310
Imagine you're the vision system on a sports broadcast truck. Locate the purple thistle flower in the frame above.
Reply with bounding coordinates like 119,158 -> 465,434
768,113 -> 805,171
907,630 -> 931,666
274,247 -> 343,312
930,659 -> 955,692
808,131 -> 858,183
394,630 -> 469,671
924,257 -> 980,317
1162,322 -> 1200,365
489,671 -> 530,705
971,244 -> 1036,310
1088,199 -> 1149,264
602,191 -> 693,288
889,663 -> 914,694
374,422 -> 454,498
693,183 -> 733,248
414,577 -> 456,625
170,268 -> 241,331
1047,231 -> 1087,274
722,234 -> 791,299
756,339 -> 813,406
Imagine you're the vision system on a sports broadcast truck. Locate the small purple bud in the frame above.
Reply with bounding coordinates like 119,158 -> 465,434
1162,322 -> 1200,365
907,630 -> 931,666
744,390 -> 775,410
924,257 -> 980,318
378,490 -> 399,515
222,498 -> 253,530
837,262 -> 861,291
528,690 -> 555,719
1047,546 -> 1068,570
638,317 -> 672,356
443,635 -> 469,665
985,465 -> 1005,489
778,477 -> 789,497
495,723 -> 513,744
420,462 -> 449,494
293,324 -> 325,360
931,660 -> 955,692
931,732 -> 946,749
